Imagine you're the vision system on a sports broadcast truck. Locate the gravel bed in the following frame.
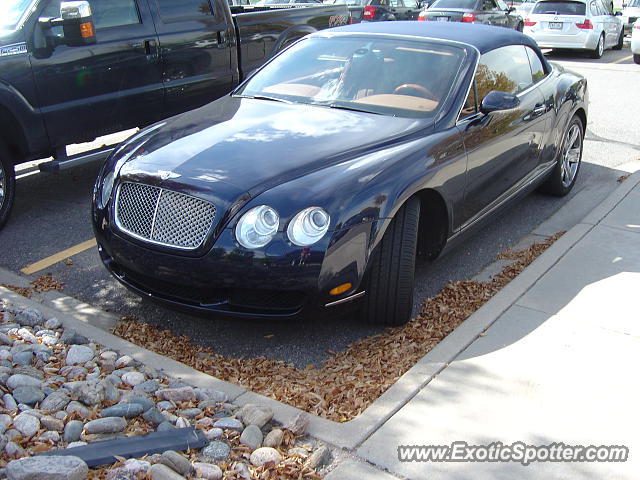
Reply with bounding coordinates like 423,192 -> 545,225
0,300 -> 332,480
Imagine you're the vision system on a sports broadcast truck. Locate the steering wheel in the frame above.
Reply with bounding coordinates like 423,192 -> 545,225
393,83 -> 437,101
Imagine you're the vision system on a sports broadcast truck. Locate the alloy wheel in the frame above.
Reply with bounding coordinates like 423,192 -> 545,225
597,36 -> 604,57
561,123 -> 582,188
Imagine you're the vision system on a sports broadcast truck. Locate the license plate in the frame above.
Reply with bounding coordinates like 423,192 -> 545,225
548,22 -> 563,29
436,16 -> 450,21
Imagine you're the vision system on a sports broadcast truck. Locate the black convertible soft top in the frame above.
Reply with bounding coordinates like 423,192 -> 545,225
325,21 -> 544,56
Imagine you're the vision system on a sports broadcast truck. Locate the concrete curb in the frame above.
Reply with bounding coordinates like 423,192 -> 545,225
2,171 -> 639,454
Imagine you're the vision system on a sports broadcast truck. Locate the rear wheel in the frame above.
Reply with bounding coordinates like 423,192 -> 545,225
0,141 -> 16,230
591,34 -> 604,59
539,115 -> 583,196
634,54 -> 640,65
516,22 -> 524,32
358,197 -> 420,326
613,30 -> 624,50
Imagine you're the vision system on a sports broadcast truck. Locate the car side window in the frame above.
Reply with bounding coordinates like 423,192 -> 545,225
475,45 -> 533,102
460,82 -> 478,119
404,0 -> 419,7
483,0 -> 497,10
155,0 -> 214,22
42,0 -> 141,30
525,47 -> 547,83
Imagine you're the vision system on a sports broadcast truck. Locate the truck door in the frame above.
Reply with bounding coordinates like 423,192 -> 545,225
29,0 -> 163,147
147,0 -> 236,118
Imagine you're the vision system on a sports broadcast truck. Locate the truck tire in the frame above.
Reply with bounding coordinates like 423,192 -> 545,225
634,54 -> 640,65
0,141 -> 16,230
539,115 -> 583,196
358,196 -> 420,326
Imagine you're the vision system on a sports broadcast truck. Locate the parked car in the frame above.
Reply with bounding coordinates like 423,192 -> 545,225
0,0 -> 349,230
93,22 -> 588,326
361,0 -> 422,21
514,0 -> 538,17
622,0 -> 640,34
523,0 -> 624,57
632,19 -> 640,62
418,0 -> 524,31
324,0 -> 369,23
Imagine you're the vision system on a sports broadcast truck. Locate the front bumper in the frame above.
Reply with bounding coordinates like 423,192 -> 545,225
94,208 -> 373,319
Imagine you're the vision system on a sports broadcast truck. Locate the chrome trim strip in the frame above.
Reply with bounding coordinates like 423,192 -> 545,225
325,291 -> 366,307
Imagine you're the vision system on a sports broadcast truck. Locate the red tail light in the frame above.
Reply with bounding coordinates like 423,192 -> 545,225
634,22 -> 640,29
349,14 -> 353,24
363,5 -> 376,19
524,18 -> 536,26
461,12 -> 475,22
418,11 -> 426,21
576,19 -> 593,29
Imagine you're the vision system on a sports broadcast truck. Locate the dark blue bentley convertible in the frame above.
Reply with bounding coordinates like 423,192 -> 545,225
92,22 -> 587,326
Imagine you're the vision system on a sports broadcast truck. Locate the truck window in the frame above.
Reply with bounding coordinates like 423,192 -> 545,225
42,0 -> 140,30
155,0 -> 214,21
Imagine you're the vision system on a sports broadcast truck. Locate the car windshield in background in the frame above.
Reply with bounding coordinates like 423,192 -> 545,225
627,0 -> 640,6
0,0 -> 33,30
431,0 -> 478,9
324,0 -> 367,5
236,37 -> 465,118
532,1 -> 586,15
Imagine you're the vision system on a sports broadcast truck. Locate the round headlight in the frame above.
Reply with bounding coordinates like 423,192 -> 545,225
101,170 -> 116,206
287,207 -> 330,246
235,205 -> 279,249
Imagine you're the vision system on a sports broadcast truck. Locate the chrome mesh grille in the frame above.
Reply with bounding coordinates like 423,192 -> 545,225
115,182 -> 216,250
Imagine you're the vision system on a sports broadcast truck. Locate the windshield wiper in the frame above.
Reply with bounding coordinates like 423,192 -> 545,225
313,102 -> 382,115
234,94 -> 293,104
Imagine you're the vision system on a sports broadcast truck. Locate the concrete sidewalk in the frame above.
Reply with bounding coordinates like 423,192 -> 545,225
350,175 -> 640,479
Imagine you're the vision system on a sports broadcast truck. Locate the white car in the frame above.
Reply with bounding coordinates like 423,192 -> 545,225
516,0 -> 537,17
622,0 -> 640,34
523,0 -> 625,57
632,19 -> 640,63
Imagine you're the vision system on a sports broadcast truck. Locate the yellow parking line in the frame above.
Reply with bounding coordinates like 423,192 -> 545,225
21,238 -> 97,275
611,55 -> 632,64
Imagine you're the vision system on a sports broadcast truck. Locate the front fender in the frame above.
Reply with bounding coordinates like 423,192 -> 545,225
234,127 -> 466,297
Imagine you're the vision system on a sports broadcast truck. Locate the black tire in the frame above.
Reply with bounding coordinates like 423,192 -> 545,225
634,53 -> 640,65
0,141 -> 16,230
516,22 -> 524,32
539,115 -> 584,196
358,197 -> 420,326
591,34 -> 604,59
613,30 -> 624,50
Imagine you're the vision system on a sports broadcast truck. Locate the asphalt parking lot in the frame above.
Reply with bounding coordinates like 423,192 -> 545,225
1,46 -> 638,368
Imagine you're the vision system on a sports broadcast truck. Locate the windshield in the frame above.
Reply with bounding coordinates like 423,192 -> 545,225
431,0 -> 478,9
236,36 -> 465,118
532,1 -> 586,14
0,0 -> 33,30
626,0 -> 640,7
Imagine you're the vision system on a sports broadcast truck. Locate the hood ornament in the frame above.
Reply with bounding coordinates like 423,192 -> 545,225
158,170 -> 181,180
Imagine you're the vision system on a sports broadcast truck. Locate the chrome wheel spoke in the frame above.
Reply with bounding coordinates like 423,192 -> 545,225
560,124 -> 582,187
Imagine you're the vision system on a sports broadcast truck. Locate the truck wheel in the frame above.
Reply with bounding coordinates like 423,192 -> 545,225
0,141 -> 16,230
539,115 -> 583,196
613,30 -> 624,50
358,196 -> 420,326
591,34 -> 604,59
635,54 -> 640,65
516,22 -> 524,32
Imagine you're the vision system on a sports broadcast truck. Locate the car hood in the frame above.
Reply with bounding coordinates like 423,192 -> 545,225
118,95 -> 427,198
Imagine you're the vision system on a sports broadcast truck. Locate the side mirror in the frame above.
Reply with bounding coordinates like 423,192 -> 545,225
60,1 -> 96,46
480,90 -> 520,114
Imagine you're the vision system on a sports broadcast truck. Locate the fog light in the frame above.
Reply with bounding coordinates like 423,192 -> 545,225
329,283 -> 352,296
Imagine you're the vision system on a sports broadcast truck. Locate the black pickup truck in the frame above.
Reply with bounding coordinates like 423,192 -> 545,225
0,0 -> 349,228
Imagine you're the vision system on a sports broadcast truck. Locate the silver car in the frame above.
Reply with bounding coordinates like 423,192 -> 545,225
622,0 -> 640,34
523,0 -> 624,57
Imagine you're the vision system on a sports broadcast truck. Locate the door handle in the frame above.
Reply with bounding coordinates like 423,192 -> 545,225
129,39 -> 158,60
532,105 -> 547,115
216,30 -> 227,46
